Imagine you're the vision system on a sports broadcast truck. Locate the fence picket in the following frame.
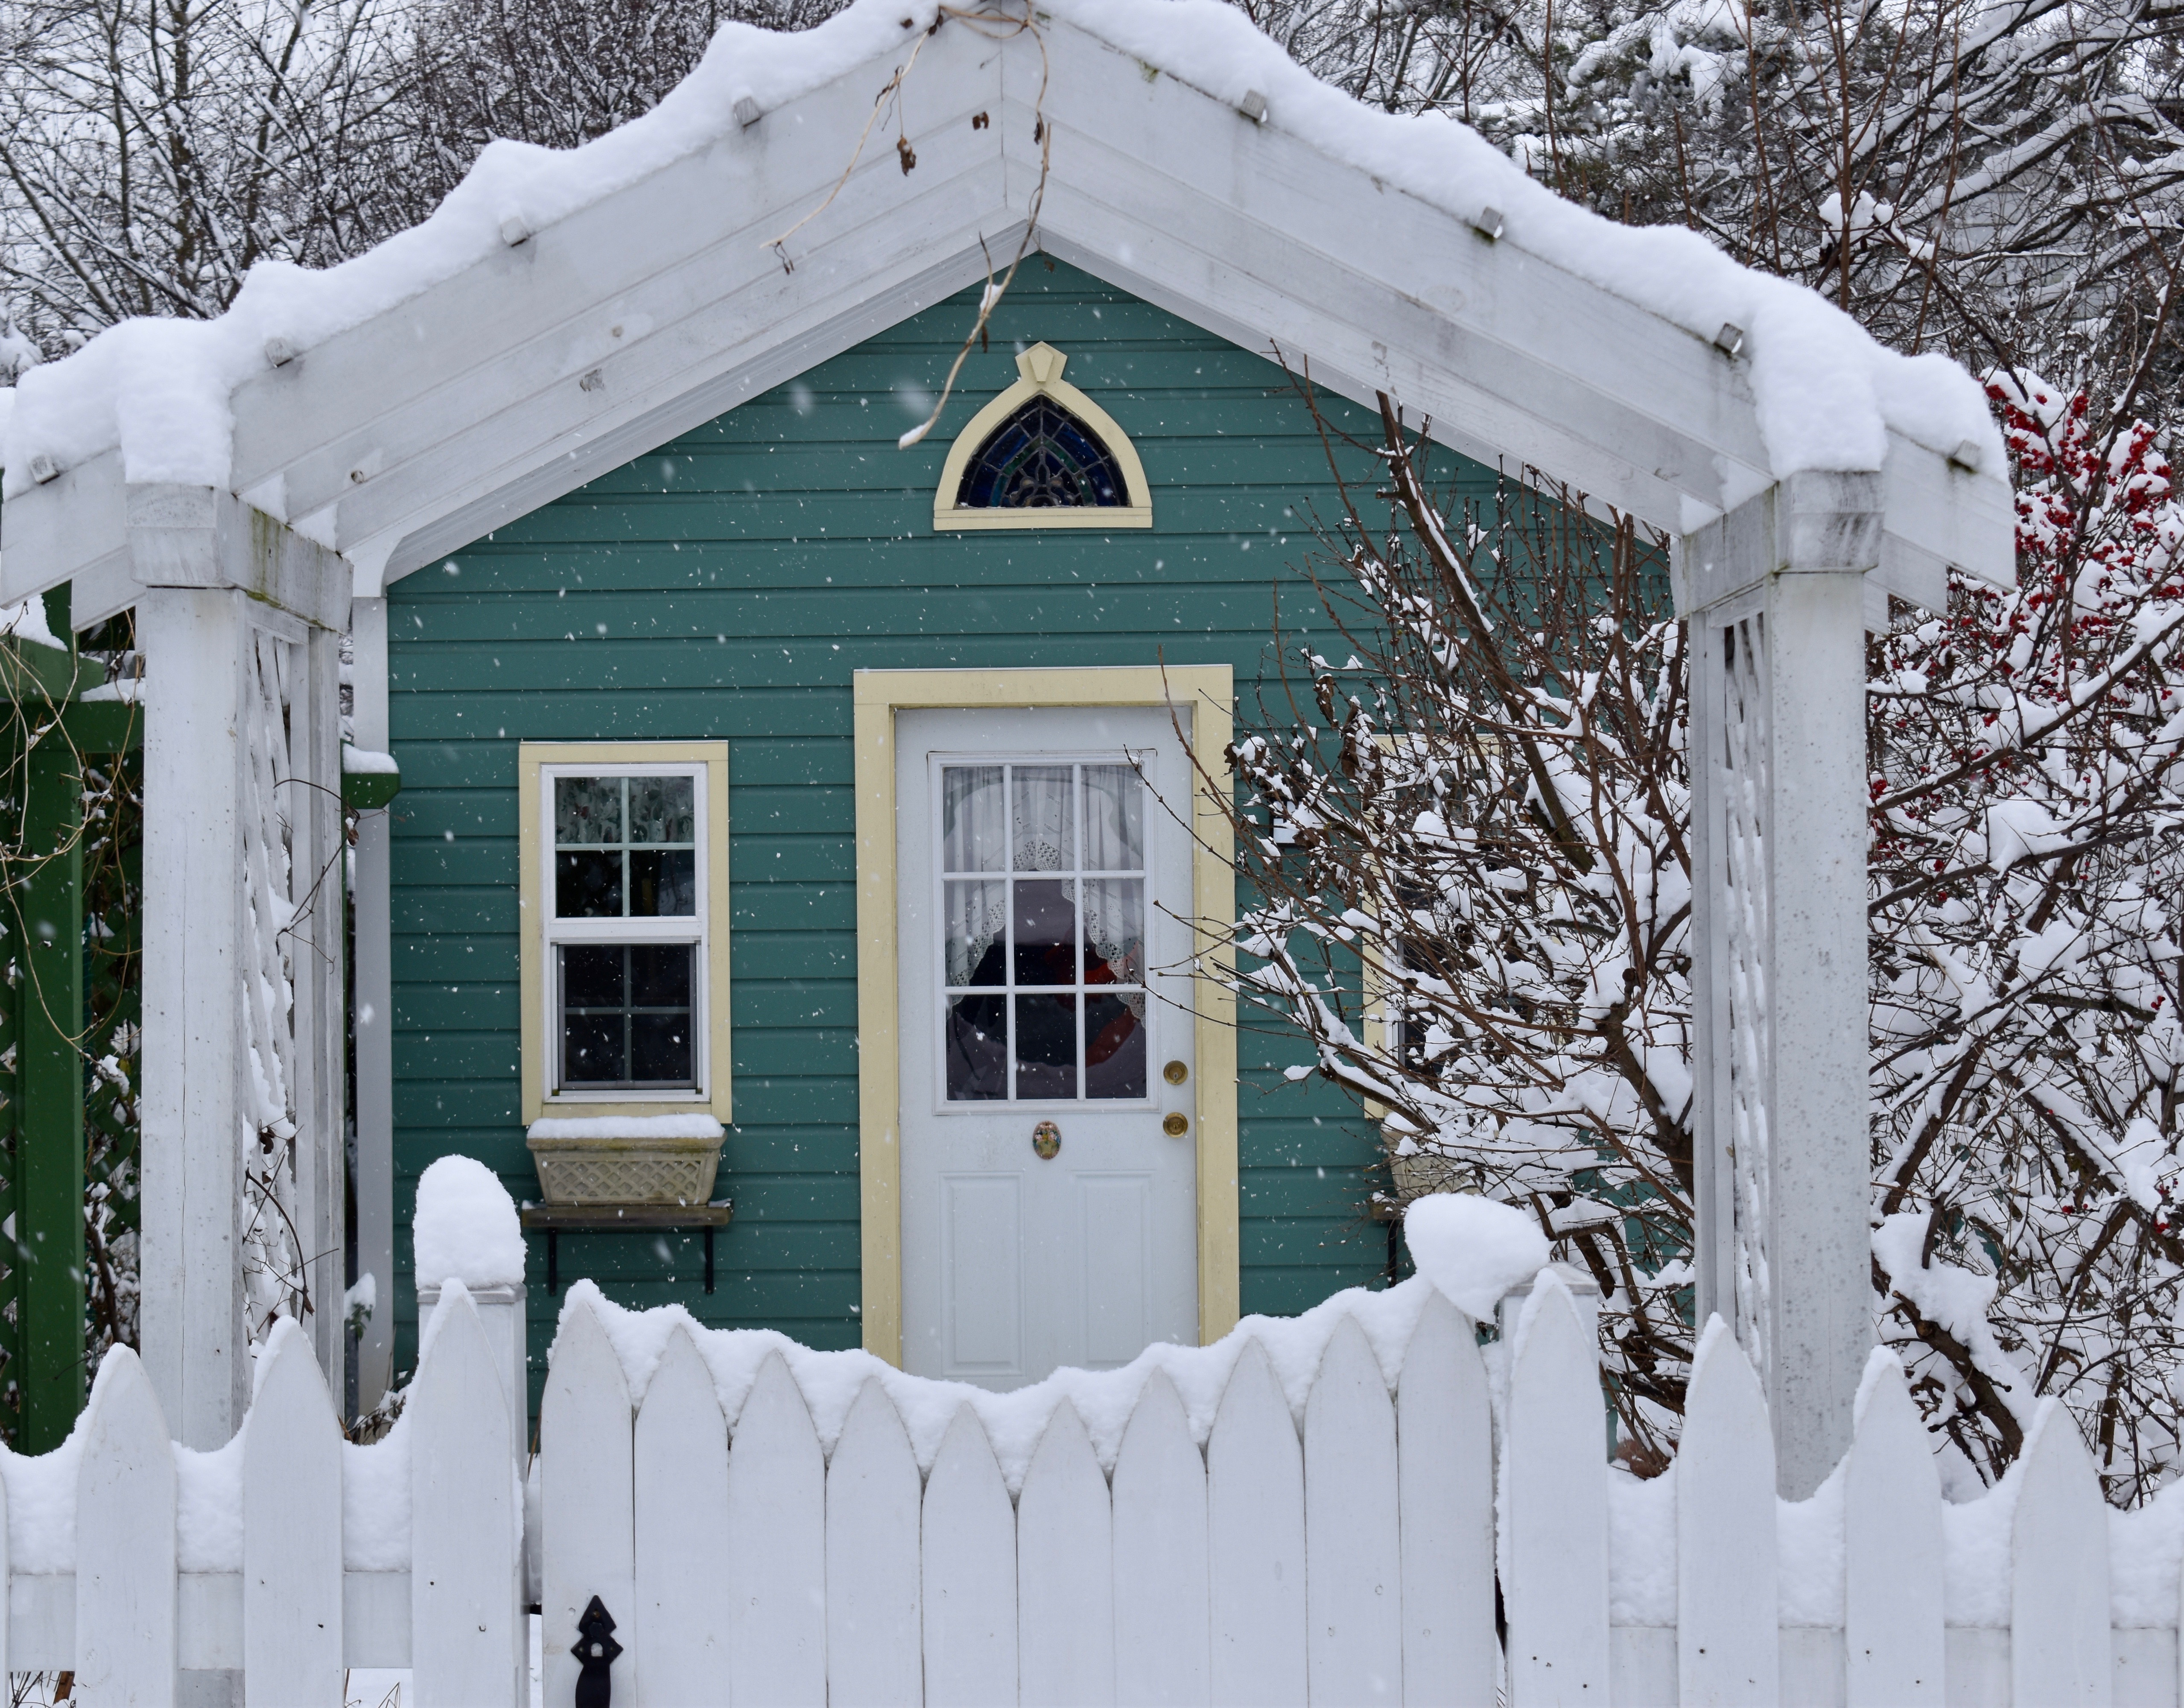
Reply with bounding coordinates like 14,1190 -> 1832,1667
410,1284 -> 523,1708
923,1404 -> 1018,1707
1208,1337 -> 1306,1707
75,1348 -> 176,1706
634,1325 -> 731,1707
1844,1351 -> 1943,1708
1113,1370 -> 1210,1706
1677,1319 -> 1779,1707
1396,1289 -> 1495,1708
542,1293 -> 636,1708
727,1348 -> 826,1706
1018,1397 -> 1115,1706
1504,1271 -> 1611,1707
242,1318 -> 343,1705
827,1378 -> 924,1705
1305,1314 -> 1404,1704
2012,1399 -> 2112,1707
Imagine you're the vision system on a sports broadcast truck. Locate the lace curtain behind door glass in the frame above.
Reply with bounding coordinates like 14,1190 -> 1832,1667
941,760 -> 1149,1102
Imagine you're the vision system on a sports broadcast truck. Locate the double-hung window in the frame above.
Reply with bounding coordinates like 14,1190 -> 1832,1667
519,743 -> 731,1121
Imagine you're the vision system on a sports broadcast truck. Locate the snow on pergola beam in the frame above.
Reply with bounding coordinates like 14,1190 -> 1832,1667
0,3 -> 2012,623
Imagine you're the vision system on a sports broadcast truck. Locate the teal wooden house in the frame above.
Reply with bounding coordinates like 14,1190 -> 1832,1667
0,0 -> 2009,1441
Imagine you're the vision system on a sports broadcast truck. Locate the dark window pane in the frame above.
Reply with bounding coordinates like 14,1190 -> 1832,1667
946,993 -> 1008,1100
555,776 -> 623,846
630,1012 -> 693,1082
557,850 -> 622,917
561,944 -> 625,1007
562,1011 -> 625,1083
630,944 -> 694,1006
1014,993 -> 1078,1100
629,849 -> 696,917
1085,993 -> 1147,1099
1012,879 -> 1077,986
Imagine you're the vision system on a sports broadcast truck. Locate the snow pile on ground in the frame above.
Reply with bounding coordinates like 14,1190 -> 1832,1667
0,0 -> 1997,506
413,1154 -> 526,1290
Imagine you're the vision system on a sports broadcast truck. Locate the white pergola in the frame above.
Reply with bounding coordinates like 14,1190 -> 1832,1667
0,0 -> 2012,1490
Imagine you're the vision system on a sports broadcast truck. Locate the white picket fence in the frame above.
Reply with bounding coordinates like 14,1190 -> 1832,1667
0,1266 -> 2160,1705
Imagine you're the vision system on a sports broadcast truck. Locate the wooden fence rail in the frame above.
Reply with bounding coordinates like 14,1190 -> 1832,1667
0,1264 -> 2161,1704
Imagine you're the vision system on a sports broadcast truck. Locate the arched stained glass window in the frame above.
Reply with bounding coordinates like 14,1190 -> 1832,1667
955,397 -> 1131,510
933,342 -> 1152,531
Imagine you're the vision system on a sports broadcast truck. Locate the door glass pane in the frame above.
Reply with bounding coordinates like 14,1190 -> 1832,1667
1011,766 -> 1074,871
1082,878 -> 1143,986
1012,879 -> 1077,986
946,993 -> 1008,1100
943,767 -> 1006,872
1085,992 -> 1147,1099
1081,765 -> 1144,871
1014,994 -> 1078,1099
945,879 -> 1007,987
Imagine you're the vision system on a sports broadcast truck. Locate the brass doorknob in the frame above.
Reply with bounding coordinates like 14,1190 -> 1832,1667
1162,1113 -> 1189,1138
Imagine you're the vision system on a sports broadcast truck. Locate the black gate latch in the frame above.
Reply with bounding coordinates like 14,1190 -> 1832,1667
573,1595 -> 623,1708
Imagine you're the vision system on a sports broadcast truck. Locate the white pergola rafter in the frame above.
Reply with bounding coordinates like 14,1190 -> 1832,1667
0,4 -> 2015,1482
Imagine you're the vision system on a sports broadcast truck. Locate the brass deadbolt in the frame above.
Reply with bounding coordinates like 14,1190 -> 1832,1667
1163,1059 -> 1189,1085
1162,1112 -> 1189,1138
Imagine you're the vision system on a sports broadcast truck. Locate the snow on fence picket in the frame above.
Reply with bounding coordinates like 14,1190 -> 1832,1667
0,1166 -> 2174,1705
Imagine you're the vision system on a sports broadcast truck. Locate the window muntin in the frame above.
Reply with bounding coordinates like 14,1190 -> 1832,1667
545,766 -> 707,1097
940,760 -> 1148,1103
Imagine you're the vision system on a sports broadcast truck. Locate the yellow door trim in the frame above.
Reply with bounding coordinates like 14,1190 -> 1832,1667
853,665 -> 1238,1365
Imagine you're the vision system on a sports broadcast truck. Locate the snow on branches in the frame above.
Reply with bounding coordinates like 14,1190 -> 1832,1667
1214,374 -> 2182,1499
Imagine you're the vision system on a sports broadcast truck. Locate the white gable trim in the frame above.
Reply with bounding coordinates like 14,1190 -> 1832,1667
0,7 -> 2012,611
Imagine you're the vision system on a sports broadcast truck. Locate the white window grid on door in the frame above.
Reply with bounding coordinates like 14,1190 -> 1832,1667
540,761 -> 710,1102
929,752 -> 1157,1111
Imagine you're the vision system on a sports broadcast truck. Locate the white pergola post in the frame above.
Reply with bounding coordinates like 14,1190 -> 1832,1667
350,594 -> 398,1412
1681,471 -> 1881,1498
132,485 -> 349,1447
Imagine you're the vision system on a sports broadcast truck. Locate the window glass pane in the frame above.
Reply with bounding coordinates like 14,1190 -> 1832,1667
628,776 -> 695,845
557,850 -> 623,918
1081,765 -> 1144,870
556,776 -> 623,846
1082,878 -> 1144,987
946,993 -> 1008,1100
562,943 -> 625,1007
1011,766 -> 1074,871
1012,879 -> 1076,986
945,879 -> 1007,987
942,766 -> 1005,872
1085,992 -> 1147,1099
559,943 -> 697,1088
1014,993 -> 1078,1099
630,848 -> 696,917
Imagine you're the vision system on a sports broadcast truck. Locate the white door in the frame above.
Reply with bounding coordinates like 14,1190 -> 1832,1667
898,706 -> 1199,1388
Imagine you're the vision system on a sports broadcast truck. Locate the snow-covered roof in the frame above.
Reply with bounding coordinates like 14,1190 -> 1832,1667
0,0 -> 2012,625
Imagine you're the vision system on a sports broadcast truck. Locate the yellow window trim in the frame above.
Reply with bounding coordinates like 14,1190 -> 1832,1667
853,665 -> 1237,1364
932,343 -> 1154,531
517,741 -> 733,1124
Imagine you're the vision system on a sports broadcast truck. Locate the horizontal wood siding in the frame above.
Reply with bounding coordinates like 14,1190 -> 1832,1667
385,263 -> 1498,1404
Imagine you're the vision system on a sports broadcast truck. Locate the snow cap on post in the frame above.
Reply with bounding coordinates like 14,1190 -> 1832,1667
1402,1191 -> 1551,1319
414,1154 -> 525,1290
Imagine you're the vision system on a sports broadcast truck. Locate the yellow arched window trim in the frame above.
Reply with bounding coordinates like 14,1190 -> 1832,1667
932,342 -> 1153,531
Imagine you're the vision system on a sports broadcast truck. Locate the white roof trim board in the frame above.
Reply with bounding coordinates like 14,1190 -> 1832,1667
0,0 -> 2013,624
